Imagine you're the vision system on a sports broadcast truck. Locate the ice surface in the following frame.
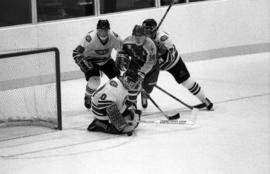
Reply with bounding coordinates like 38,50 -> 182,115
0,53 -> 269,174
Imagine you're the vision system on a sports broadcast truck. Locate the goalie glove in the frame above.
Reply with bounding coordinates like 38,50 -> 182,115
123,108 -> 141,131
115,51 -> 130,71
74,56 -> 94,73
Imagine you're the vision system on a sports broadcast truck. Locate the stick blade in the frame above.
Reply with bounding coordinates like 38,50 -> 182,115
168,113 -> 180,120
191,108 -> 199,123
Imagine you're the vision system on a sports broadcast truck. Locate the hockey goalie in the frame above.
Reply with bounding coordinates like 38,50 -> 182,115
87,70 -> 142,136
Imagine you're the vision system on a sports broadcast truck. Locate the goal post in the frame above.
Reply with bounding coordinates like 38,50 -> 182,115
0,47 -> 62,130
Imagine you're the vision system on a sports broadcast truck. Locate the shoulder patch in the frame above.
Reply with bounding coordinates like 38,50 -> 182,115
112,32 -> 119,38
160,35 -> 168,42
110,80 -> 118,88
85,35 -> 92,42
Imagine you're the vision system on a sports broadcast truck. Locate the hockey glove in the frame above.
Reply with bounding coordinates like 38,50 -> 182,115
74,56 -> 94,73
123,70 -> 145,91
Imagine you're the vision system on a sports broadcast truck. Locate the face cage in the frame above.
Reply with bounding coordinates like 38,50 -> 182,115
143,26 -> 156,39
97,29 -> 109,38
143,26 -> 153,35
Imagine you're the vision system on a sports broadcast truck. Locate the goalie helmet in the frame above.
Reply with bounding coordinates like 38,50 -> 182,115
142,18 -> 157,39
97,19 -> 110,30
121,70 -> 141,91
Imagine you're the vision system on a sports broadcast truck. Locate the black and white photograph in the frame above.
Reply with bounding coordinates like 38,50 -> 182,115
0,0 -> 269,174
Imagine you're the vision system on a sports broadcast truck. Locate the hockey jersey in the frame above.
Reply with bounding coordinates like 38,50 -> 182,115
154,30 -> 180,70
73,30 -> 122,66
121,36 -> 157,76
91,77 -> 129,120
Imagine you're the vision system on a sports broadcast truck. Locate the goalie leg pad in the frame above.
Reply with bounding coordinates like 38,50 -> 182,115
106,103 -> 128,131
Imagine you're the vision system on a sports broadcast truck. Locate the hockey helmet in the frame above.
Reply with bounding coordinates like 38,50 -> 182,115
142,18 -> 157,30
142,18 -> 157,38
132,25 -> 145,37
132,25 -> 146,45
97,19 -> 110,30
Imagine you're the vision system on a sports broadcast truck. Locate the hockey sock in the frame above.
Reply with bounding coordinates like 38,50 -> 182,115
127,90 -> 139,107
182,78 -> 207,102
141,91 -> 148,108
84,76 -> 101,109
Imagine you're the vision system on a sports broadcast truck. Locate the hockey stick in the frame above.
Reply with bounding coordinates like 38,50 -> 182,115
154,85 -> 199,118
155,84 -> 193,109
152,0 -> 175,33
143,91 -> 180,120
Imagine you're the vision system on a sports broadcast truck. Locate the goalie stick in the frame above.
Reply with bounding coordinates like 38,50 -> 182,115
128,119 -> 194,125
139,119 -> 194,125
139,107 -> 198,125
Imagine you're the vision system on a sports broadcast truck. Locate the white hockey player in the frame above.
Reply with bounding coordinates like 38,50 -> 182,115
142,18 -> 213,110
87,70 -> 142,135
73,19 -> 122,109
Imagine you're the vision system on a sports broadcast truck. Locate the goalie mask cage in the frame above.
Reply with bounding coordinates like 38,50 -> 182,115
0,47 -> 62,130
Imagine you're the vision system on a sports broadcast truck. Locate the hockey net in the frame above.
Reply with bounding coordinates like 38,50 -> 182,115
0,48 -> 62,130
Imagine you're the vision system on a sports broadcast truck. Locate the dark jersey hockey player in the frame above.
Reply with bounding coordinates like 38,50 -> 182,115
115,25 -> 158,108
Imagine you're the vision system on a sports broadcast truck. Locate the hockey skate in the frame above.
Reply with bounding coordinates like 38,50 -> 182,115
194,98 -> 213,111
84,95 -> 92,109
141,91 -> 148,109
87,119 -> 99,132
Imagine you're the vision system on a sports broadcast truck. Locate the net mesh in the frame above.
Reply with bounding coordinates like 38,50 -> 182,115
0,48 -> 61,129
